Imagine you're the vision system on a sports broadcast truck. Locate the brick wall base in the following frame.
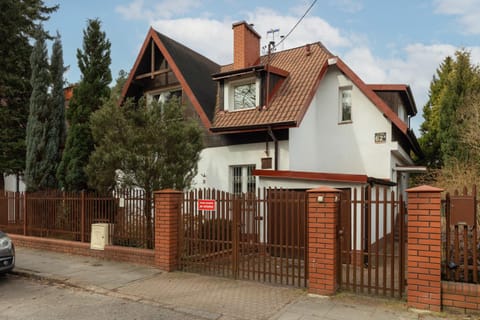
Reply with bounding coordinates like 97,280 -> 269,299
442,281 -> 480,314
10,234 -> 154,266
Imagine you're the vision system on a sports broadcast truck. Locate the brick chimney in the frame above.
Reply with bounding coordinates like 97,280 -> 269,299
232,21 -> 261,70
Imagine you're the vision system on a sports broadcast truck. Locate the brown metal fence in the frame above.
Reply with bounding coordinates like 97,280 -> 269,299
443,187 -> 479,284
179,188 -> 307,288
337,186 -> 406,298
0,189 -> 154,249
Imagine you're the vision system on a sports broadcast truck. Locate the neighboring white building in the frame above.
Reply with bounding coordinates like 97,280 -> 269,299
121,21 -> 423,197
3,174 -> 25,192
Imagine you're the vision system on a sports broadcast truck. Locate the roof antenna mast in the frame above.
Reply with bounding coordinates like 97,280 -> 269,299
264,28 -> 279,111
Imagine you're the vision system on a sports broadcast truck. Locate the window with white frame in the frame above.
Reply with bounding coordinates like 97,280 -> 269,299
339,86 -> 352,122
147,88 -> 182,105
231,165 -> 256,194
225,78 -> 260,111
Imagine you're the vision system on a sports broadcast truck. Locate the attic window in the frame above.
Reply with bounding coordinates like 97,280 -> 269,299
147,88 -> 182,105
339,86 -> 352,123
225,77 -> 260,111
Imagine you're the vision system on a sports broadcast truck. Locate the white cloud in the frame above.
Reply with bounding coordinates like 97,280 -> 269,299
116,0 -> 201,20
434,0 -> 480,34
143,6 -> 350,64
150,18 -> 232,64
246,7 -> 350,51
115,0 -> 480,134
343,43 -> 458,107
341,43 -> 464,133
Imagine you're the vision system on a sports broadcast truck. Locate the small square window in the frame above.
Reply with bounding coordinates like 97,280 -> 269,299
233,83 -> 256,110
340,87 -> 352,122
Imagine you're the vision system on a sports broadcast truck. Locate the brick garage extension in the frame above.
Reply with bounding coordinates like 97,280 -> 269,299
406,185 -> 443,312
307,187 -> 340,295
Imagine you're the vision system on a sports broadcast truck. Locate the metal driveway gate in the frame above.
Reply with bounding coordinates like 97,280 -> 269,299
337,186 -> 406,298
179,188 -> 307,287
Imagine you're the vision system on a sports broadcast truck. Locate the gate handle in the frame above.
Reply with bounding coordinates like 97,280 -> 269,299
338,228 -> 344,236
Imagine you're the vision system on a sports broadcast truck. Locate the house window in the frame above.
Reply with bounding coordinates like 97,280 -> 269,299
225,77 -> 260,111
339,87 -> 352,122
147,88 -> 182,105
233,83 -> 256,110
231,165 -> 256,194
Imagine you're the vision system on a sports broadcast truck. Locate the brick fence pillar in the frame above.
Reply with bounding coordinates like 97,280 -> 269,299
307,186 -> 341,295
406,185 -> 443,312
154,189 -> 182,271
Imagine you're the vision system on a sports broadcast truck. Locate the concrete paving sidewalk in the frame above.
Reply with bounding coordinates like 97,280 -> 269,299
11,247 -> 469,320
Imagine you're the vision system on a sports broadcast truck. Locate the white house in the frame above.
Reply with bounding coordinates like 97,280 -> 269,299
121,21 -> 423,197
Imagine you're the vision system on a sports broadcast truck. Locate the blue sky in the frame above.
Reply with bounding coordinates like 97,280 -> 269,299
44,0 -> 480,133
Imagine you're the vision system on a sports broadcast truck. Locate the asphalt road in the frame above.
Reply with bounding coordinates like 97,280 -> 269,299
0,274 -> 199,320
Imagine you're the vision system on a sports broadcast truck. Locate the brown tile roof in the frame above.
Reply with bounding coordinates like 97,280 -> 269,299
211,43 -> 332,131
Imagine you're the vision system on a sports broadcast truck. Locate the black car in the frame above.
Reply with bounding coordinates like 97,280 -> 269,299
0,231 -> 15,274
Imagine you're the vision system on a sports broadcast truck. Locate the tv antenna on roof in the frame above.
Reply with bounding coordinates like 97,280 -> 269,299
266,28 -> 280,43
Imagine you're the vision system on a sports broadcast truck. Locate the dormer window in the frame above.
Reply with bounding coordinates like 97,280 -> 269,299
234,83 -> 256,110
225,77 -> 260,111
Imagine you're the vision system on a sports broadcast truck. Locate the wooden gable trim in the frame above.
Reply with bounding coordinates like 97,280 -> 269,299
368,84 -> 417,116
294,60 -> 330,126
367,84 -> 407,91
334,58 -> 409,135
150,31 -> 212,129
267,65 -> 289,78
253,169 -> 368,184
120,28 -> 212,129
120,28 -> 156,103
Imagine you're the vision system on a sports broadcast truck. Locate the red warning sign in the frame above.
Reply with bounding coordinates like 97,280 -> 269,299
198,199 -> 216,211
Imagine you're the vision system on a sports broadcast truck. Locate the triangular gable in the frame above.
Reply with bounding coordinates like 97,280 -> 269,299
330,57 -> 409,135
330,57 -> 422,156
121,28 -> 219,129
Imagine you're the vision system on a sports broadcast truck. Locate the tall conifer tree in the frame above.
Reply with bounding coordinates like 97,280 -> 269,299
57,18 -> 111,191
0,0 -> 57,190
25,32 -> 50,191
439,50 -> 480,165
418,56 -> 453,168
43,33 -> 66,188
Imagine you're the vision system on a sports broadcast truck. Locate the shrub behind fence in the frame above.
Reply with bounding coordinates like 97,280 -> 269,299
0,189 -> 154,249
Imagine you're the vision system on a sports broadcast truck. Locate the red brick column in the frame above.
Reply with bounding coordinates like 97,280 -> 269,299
307,187 -> 340,295
154,189 -> 182,271
406,185 -> 443,312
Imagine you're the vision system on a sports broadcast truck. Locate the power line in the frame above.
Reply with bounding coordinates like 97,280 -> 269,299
274,0 -> 318,49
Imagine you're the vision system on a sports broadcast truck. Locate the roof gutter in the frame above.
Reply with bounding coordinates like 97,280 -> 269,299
212,65 -> 265,80
209,121 -> 296,133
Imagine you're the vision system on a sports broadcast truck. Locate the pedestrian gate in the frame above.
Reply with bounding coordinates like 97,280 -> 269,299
179,188 -> 307,288
337,186 -> 407,298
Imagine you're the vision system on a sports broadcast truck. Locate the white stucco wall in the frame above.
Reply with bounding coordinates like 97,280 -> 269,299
289,67 -> 405,180
192,140 -> 289,191
193,66 -> 415,193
